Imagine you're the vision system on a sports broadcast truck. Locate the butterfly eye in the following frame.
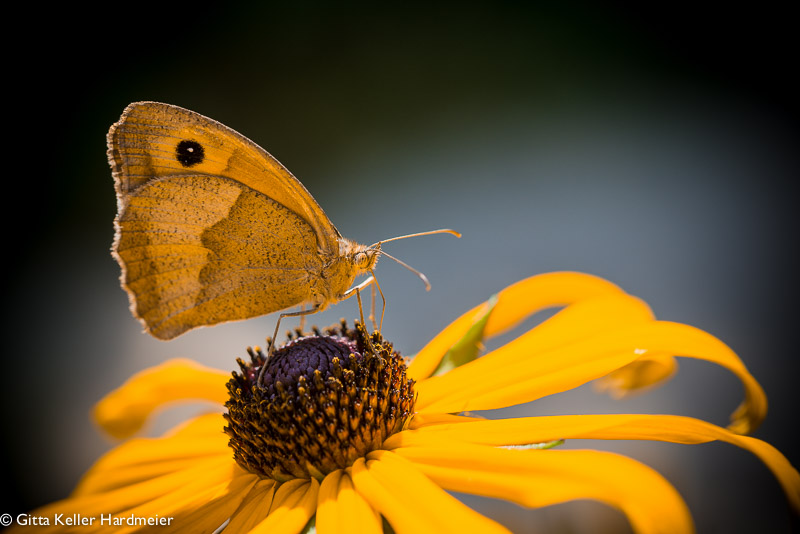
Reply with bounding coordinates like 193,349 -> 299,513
354,251 -> 374,269
176,139 -> 205,167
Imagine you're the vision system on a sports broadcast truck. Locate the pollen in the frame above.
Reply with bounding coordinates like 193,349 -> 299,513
224,321 -> 416,481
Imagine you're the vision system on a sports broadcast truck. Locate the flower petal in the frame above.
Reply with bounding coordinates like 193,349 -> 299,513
73,414 -> 229,496
409,272 -> 626,381
317,470 -> 382,534
416,292 -> 654,409
595,353 -> 678,398
408,412 -> 477,430
249,479 -> 319,534
130,467 -> 257,534
12,458 -> 245,533
396,413 -> 800,513
93,359 -> 229,439
218,479 -> 276,534
416,320 -> 766,434
392,441 -> 693,534
350,451 -> 511,534
316,470 -> 344,533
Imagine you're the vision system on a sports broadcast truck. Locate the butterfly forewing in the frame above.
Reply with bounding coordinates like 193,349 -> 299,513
109,102 -> 340,253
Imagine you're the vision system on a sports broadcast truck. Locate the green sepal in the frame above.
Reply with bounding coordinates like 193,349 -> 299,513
432,294 -> 498,376
501,439 -> 565,450
382,516 -> 396,534
300,515 -> 316,534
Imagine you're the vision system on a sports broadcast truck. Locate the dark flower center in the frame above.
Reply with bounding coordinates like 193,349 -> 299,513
224,321 -> 416,481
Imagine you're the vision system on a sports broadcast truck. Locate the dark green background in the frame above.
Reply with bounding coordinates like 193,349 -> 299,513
3,3 -> 798,532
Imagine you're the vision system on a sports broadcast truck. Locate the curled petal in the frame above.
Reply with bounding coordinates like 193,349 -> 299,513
392,441 -> 693,534
416,320 -> 766,434
595,353 -> 678,397
350,452 -> 510,534
416,292 -> 654,409
93,359 -> 229,439
409,272 -> 627,381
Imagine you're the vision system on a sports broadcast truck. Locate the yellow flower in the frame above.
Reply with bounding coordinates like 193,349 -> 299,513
13,272 -> 799,533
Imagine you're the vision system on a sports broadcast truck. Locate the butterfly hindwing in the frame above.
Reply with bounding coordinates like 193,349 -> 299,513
115,174 -> 326,339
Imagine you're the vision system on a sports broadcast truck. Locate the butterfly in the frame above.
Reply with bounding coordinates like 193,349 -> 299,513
107,101 -> 458,341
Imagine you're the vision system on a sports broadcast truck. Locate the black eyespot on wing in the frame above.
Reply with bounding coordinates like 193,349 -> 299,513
176,139 -> 205,167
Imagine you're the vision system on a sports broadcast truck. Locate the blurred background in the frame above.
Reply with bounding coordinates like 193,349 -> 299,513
2,2 -> 798,532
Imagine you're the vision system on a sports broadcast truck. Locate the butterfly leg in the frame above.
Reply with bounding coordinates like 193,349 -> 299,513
342,275 -> 376,341
354,286 -> 379,354
299,303 -> 307,331
369,281 -> 377,330
342,276 -> 375,301
342,274 -> 386,332
342,277 -> 374,326
355,287 -> 367,329
369,269 -> 386,333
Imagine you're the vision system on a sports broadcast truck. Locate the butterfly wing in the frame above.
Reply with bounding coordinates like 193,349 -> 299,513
108,102 -> 341,339
109,101 -> 340,252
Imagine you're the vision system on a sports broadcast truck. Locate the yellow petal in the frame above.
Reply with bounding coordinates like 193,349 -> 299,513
392,441 -> 693,534
316,470 -> 345,533
317,470 -> 382,534
417,319 -> 660,413
484,272 -> 629,337
595,353 -> 678,397
407,297 -> 493,383
408,412 -> 477,430
14,458 -> 238,533
224,479 -> 277,534
350,451 -> 510,534
416,292 -> 654,409
74,457 -> 219,498
249,479 -> 319,534
416,320 -> 766,434
124,468 -> 257,534
93,359 -> 229,440
645,321 -> 766,434
395,413 -> 800,513
73,414 -> 229,496
409,272 -> 626,381
596,324 -> 765,433
165,411 -> 227,437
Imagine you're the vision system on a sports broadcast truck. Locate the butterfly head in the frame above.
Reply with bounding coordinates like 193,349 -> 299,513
354,243 -> 381,271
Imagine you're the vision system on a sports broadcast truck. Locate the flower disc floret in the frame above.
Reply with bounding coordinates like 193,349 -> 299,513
224,321 -> 416,481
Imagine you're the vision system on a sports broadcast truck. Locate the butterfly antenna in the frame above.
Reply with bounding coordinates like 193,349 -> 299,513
368,228 -> 460,291
378,250 -> 432,291
369,228 -> 461,248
